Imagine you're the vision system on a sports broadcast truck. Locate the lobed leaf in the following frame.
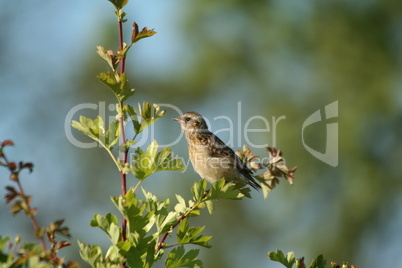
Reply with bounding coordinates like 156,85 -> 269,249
191,180 -> 207,203
165,246 -> 203,268
308,255 -> 326,268
71,116 -> 120,150
177,218 -> 211,248
205,200 -> 214,214
78,241 -> 104,266
268,250 -> 296,268
5,186 -> 18,204
124,104 -> 141,135
96,46 -> 118,71
108,0 -> 128,10
206,179 -> 245,201
98,72 -> 135,102
90,213 -> 121,245
131,141 -> 184,180
137,102 -> 165,133
158,211 -> 179,234
131,24 -> 157,44
1,140 -> 14,147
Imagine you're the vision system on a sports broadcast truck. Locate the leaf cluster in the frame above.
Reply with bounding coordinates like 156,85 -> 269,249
79,178 -> 244,267
72,102 -> 172,175
237,146 -> 297,198
268,250 -> 358,268
0,141 -> 77,267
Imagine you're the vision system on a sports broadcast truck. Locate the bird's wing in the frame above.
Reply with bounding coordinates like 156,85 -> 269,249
208,134 -> 261,190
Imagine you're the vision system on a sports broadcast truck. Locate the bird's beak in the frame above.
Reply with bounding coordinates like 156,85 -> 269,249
173,117 -> 181,122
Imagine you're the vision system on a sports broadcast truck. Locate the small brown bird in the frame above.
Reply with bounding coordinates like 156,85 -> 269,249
174,112 -> 261,190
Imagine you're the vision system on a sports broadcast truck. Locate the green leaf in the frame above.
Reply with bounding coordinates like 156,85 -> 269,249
10,200 -> 23,215
71,116 -> 120,150
147,140 -> 158,159
165,246 -> 203,268
96,46 -> 118,71
124,104 -> 141,135
131,143 -> 156,180
124,102 -> 165,136
111,191 -> 156,244
0,236 -> 10,251
109,223 -> 121,245
191,180 -> 208,202
27,256 -> 54,268
177,218 -> 211,248
126,246 -> 144,268
308,255 -> 326,268
155,147 -> 185,173
174,194 -> 187,215
206,179 -> 245,201
142,188 -> 163,211
78,241 -> 103,266
158,211 -> 179,234
34,227 -> 45,239
108,120 -> 120,149
177,217 -> 189,240
138,102 -> 165,132
108,0 -> 128,10
131,141 -> 184,180
144,240 -> 159,268
107,192 -> 162,267
98,72 -> 135,102
132,25 -> 157,44
119,140 -> 136,152
267,250 -> 296,268
205,200 -> 214,214
116,42 -> 130,60
90,213 -> 121,245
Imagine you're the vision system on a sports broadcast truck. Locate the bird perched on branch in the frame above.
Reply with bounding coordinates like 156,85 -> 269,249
174,112 -> 261,191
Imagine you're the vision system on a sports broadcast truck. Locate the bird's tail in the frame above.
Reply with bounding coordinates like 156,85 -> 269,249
243,173 -> 262,191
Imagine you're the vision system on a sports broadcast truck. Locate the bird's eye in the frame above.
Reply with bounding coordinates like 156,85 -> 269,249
184,117 -> 191,122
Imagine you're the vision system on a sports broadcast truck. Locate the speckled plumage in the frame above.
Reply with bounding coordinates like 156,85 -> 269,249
174,112 -> 261,190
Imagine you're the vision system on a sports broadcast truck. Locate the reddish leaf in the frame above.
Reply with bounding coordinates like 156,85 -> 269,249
5,185 -> 18,194
7,162 -> 17,171
132,27 -> 157,43
131,22 -> 139,43
5,186 -> 19,204
57,226 -> 71,238
1,140 -> 14,147
57,241 -> 72,249
19,162 -> 34,173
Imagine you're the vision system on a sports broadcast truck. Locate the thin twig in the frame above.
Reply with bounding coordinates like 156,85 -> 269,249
118,19 -> 126,75
156,201 -> 201,251
132,180 -> 143,193
117,15 -> 128,252
2,153 -> 47,252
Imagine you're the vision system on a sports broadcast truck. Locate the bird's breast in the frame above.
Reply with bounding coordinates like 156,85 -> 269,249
188,144 -> 239,183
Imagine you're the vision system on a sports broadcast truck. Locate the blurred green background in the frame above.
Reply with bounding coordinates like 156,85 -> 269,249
1,0 -> 401,267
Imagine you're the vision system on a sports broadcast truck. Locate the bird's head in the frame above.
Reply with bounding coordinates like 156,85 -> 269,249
173,112 -> 208,132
